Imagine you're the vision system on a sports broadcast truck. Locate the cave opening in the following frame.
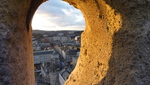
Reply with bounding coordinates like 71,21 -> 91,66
31,0 -> 85,85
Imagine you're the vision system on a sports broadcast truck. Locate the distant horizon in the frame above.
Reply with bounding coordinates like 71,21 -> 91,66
32,28 -> 85,31
32,29 -> 84,32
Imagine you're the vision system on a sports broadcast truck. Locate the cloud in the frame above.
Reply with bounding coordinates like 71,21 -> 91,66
32,0 -> 85,31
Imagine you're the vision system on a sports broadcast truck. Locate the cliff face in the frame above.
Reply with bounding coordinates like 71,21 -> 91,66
0,0 -> 150,85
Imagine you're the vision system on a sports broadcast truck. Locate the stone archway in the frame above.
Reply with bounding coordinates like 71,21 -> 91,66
0,0 -> 150,85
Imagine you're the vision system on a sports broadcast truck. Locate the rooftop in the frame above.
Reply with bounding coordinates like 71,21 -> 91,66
37,82 -> 50,85
34,51 -> 54,55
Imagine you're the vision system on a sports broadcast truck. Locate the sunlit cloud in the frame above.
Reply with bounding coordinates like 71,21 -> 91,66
32,0 -> 85,31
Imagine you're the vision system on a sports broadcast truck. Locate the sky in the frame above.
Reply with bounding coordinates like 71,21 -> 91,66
32,0 -> 85,31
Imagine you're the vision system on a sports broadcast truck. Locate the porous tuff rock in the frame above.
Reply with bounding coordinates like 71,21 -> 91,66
64,0 -> 150,85
0,0 -> 48,84
0,0 -> 33,85
0,0 -> 150,85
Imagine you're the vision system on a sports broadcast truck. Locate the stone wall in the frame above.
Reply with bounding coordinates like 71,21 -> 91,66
0,0 -> 150,85
0,0 -> 48,84
0,0 -> 34,85
64,0 -> 150,85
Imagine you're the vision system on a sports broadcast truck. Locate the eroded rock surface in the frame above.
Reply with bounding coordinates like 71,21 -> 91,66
0,0 -> 150,85
64,0 -> 150,85
0,0 -> 34,85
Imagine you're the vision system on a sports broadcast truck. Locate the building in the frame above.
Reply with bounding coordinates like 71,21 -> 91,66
72,56 -> 78,67
40,62 -> 59,85
53,36 -> 61,41
66,50 -> 78,62
61,50 -> 66,59
51,53 -> 59,60
36,82 -> 50,85
34,51 -> 54,64
58,33 -> 64,36
59,68 -> 72,85
41,63 -> 50,83
60,36 -> 70,43
53,36 -> 71,43
33,46 -> 41,51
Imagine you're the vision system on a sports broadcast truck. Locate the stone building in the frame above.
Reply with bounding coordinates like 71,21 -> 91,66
34,51 -> 54,64
59,68 -> 71,85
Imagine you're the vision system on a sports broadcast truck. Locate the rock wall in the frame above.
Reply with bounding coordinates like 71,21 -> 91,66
0,0 -> 150,85
0,0 -> 48,84
64,0 -> 150,85
0,0 -> 34,85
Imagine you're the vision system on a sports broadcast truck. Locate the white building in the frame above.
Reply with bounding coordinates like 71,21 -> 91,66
34,51 -> 54,64
68,31 -> 74,34
53,36 -> 71,43
61,36 -> 70,43
58,33 -> 64,36
59,68 -> 71,85
47,36 -> 53,41
33,46 -> 41,51
51,53 -> 59,59
62,50 -> 66,59
72,56 -> 78,67
53,36 -> 61,41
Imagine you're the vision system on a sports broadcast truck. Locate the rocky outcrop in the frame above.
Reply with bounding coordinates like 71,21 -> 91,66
0,0 -> 150,85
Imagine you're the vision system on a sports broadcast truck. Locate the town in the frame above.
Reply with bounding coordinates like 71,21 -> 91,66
32,30 -> 83,85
